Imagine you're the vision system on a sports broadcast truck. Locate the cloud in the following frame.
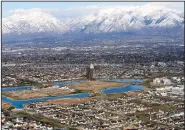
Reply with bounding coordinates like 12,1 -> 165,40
53,5 -> 126,19
146,2 -> 184,11
9,6 -> 99,19
10,8 -> 56,15
9,5 -> 123,19
54,5 -> 104,18
53,2 -> 184,18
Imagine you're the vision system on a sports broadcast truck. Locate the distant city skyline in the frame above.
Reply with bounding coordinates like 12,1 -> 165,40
2,2 -> 184,18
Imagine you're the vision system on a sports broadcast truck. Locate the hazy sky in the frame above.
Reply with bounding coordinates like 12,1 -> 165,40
2,2 -> 184,18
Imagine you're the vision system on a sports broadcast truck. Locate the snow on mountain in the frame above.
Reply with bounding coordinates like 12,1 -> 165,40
2,4 -> 184,36
67,5 -> 184,33
3,11 -> 69,35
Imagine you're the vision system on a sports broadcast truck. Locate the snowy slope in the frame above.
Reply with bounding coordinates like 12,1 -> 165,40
2,4 -> 184,36
67,5 -> 184,33
3,11 -> 69,35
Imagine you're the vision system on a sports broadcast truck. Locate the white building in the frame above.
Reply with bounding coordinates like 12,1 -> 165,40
156,85 -> 184,96
153,77 -> 171,85
153,78 -> 161,84
171,87 -> 184,95
90,63 -> 94,69
161,77 -> 171,85
171,77 -> 181,83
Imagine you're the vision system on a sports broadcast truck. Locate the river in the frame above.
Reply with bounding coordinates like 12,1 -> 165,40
2,79 -> 145,108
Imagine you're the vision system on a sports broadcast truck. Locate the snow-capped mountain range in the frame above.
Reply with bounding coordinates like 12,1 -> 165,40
3,11 -> 69,35
67,5 -> 183,33
2,4 -> 184,38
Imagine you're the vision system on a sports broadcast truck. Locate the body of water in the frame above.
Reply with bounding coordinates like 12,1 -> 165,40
103,85 -> 145,94
100,79 -> 143,83
2,86 -> 32,92
2,79 -> 145,108
52,80 -> 87,87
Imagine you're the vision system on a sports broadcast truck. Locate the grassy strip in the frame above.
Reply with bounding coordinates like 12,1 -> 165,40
13,111 -> 65,127
153,105 -> 176,112
2,102 -> 14,111
71,89 -> 90,94
105,93 -> 128,99
7,106 -> 15,111
18,79 -> 42,87
140,79 -> 153,88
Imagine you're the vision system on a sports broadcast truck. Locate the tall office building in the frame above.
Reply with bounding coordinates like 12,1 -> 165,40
86,64 -> 94,80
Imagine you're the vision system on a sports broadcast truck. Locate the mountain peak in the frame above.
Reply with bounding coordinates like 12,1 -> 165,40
3,10 -> 69,35
67,4 -> 183,33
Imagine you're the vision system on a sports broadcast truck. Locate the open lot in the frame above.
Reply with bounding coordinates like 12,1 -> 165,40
2,102 -> 12,110
67,81 -> 128,91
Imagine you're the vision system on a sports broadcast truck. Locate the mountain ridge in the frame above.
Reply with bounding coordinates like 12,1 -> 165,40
2,4 -> 184,41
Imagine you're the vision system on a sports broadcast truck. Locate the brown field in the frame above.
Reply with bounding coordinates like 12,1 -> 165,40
67,81 -> 129,91
2,102 -> 12,110
43,97 -> 92,105
2,88 -> 73,100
